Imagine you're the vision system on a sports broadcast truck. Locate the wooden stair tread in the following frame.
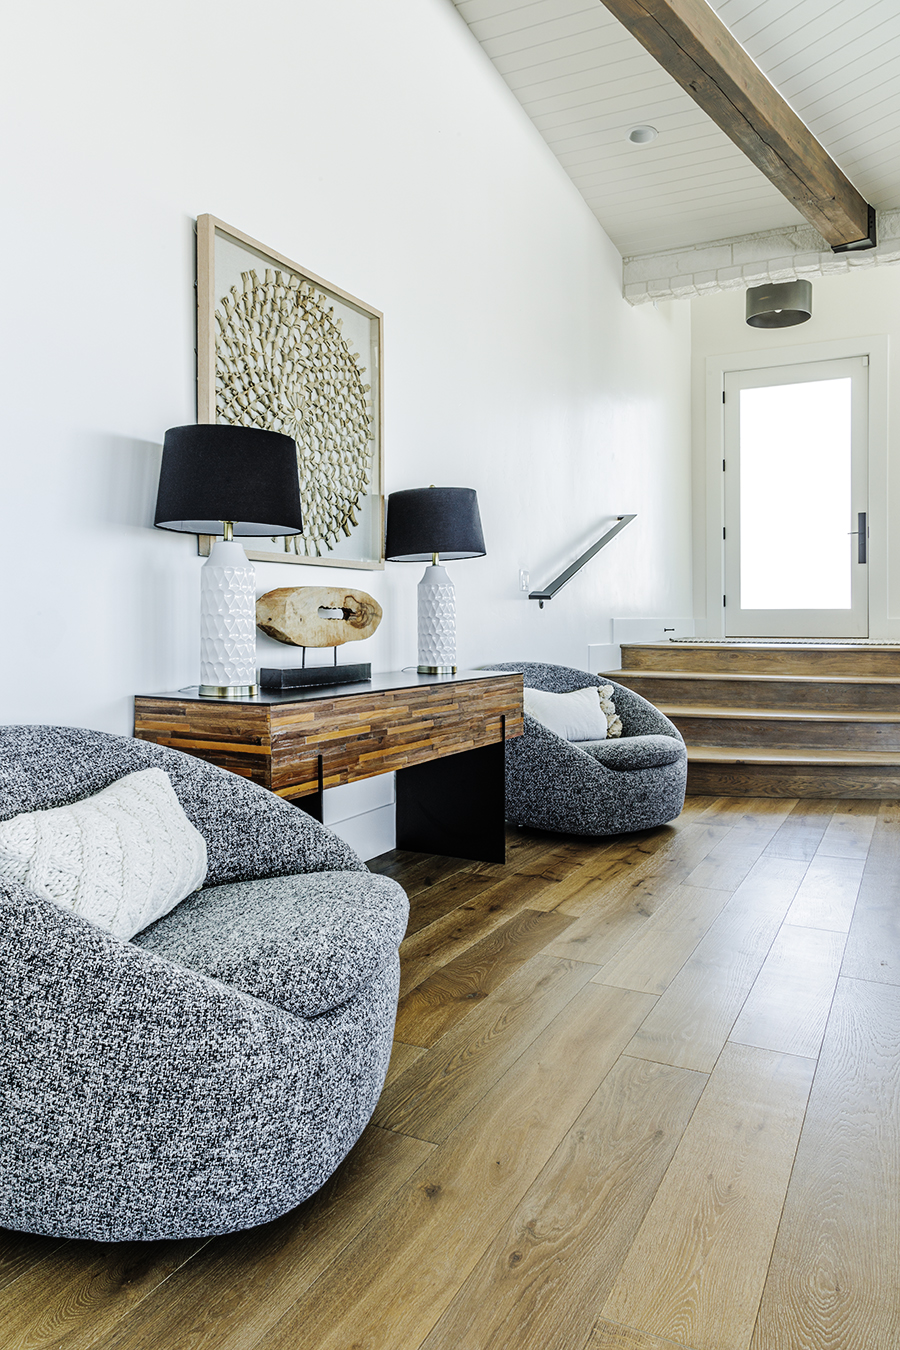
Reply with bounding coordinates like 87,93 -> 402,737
627,641 -> 900,651
687,746 -> 900,766
657,705 -> 900,724
617,644 -> 900,678
611,669 -> 900,685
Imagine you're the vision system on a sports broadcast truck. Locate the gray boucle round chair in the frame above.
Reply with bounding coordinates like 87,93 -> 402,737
485,663 -> 687,837
0,725 -> 409,1242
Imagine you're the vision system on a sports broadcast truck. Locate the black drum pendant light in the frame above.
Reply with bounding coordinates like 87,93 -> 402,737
746,279 -> 812,328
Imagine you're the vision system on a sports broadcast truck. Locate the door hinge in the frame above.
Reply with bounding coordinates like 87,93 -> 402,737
722,527 -> 726,540
722,459 -> 726,471
723,390 -> 726,403
723,594 -> 727,607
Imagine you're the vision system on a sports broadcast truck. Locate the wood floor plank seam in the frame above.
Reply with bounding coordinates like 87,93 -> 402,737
396,870 -> 567,999
83,1241 -> 219,1348
620,1015 -> 825,1350
367,1122 -> 437,1145
619,865 -> 803,1073
387,1037 -> 429,1059
748,976 -> 900,1348
395,833 -> 578,936
743,1084 -> 824,1350
0,1236 -> 71,1298
834,970 -> 900,987
734,941 -> 849,1350
584,1314 -> 700,1350
394,906 -> 577,1047
601,1044 -> 816,1350
626,965 -> 824,1146
375,954 -> 604,1143
0,1235 -> 218,1350
841,801 -> 900,985
592,884 -> 735,996
724,885 -> 848,1062
543,814 -> 766,967
417,1056 -> 709,1350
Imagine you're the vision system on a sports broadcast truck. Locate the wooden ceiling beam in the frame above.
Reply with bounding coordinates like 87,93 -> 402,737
599,0 -> 874,249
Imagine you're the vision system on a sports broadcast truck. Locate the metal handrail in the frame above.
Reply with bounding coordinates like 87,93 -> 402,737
529,514 -> 636,607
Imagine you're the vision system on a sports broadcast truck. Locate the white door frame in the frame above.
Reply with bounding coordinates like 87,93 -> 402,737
702,335 -> 889,639
723,357 -> 868,637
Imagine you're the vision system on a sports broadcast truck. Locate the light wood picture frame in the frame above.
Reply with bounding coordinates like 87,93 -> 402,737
196,214 -> 384,569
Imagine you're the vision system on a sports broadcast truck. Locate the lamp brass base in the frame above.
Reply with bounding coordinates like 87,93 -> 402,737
199,683 -> 258,698
417,665 -> 457,675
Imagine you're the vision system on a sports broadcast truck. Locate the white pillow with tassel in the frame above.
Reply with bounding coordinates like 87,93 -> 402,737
523,684 -> 623,742
523,686 -> 603,741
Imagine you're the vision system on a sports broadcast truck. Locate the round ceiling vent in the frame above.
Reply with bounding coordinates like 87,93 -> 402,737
627,125 -> 658,144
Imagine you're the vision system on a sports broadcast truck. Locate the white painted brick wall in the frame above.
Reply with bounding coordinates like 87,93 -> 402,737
622,210 -> 900,304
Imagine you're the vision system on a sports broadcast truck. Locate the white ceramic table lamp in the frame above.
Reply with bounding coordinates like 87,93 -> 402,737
384,486 -> 486,673
154,424 -> 304,697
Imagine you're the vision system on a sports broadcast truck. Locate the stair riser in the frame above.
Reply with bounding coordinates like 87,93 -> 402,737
615,674 -> 900,713
672,715 -> 900,752
687,761 -> 900,799
623,644 -> 900,677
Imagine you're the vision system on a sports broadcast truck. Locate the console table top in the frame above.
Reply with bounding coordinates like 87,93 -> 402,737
136,668 -> 514,707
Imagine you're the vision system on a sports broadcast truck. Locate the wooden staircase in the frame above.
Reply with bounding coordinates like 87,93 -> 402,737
610,641 -> 900,797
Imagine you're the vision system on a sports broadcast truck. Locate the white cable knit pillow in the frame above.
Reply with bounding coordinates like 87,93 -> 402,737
0,767 -> 208,939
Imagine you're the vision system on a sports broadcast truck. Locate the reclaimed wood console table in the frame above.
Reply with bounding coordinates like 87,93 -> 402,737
134,669 -> 523,864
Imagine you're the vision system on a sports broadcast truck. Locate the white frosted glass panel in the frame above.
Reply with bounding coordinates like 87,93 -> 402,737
740,379 -> 852,609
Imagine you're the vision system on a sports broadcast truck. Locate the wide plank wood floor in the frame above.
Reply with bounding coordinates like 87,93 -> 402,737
3,795 -> 900,1350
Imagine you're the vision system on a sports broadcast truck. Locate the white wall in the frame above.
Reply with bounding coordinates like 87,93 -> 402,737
1,0 -> 692,854
691,267 -> 900,638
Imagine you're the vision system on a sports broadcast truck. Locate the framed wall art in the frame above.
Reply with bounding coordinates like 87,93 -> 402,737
196,214 -> 384,569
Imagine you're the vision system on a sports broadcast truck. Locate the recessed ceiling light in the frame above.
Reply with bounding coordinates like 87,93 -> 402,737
627,125 -> 658,145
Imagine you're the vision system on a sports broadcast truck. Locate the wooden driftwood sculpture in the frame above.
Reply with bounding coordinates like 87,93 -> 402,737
256,586 -> 382,647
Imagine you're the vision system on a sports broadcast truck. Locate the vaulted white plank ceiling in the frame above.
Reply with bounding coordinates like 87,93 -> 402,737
451,0 -> 900,257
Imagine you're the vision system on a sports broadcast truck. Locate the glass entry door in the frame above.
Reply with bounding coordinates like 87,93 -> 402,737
723,357 -> 868,638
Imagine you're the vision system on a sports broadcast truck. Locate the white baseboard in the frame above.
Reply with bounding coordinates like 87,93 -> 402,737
328,803 -> 396,862
322,774 -> 396,862
322,774 -> 394,826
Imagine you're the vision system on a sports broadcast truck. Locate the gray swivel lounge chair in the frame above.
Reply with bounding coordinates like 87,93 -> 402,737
486,663 -> 687,836
0,726 -> 408,1242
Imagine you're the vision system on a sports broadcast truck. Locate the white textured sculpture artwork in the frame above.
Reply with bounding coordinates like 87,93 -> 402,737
214,268 -> 374,558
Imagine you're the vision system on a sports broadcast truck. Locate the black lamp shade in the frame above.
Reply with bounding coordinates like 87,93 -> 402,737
154,424 -> 304,535
384,487 -> 486,562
